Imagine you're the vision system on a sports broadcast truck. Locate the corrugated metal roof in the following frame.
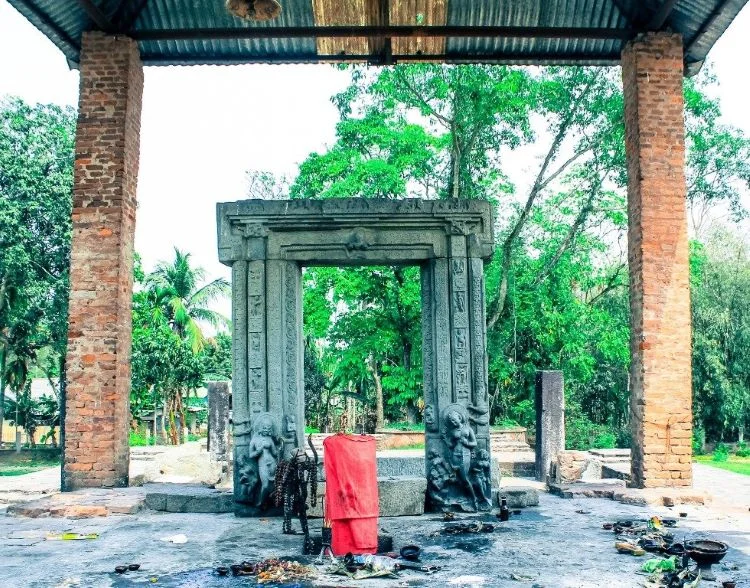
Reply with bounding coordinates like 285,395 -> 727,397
5,0 -> 748,75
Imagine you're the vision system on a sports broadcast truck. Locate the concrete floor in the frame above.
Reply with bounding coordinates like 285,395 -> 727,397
1,489 -> 748,588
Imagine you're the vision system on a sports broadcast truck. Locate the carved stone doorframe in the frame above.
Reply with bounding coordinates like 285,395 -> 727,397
217,198 -> 494,515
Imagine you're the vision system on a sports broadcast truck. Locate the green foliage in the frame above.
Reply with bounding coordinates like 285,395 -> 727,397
592,432 -> 617,449
694,454 -> 750,476
199,333 -> 232,381
276,64 -> 750,442
736,442 -> 750,458
691,229 -> 750,443
712,442 -> 729,462
492,418 -> 521,429
387,422 -> 425,432
0,96 -> 75,433
130,249 -> 229,444
692,428 -> 706,455
301,265 -> 422,431
129,431 -> 155,447
565,409 -> 620,451
145,248 -> 230,352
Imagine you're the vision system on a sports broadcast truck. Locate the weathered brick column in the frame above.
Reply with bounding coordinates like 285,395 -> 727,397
622,32 -> 692,488
62,32 -> 143,490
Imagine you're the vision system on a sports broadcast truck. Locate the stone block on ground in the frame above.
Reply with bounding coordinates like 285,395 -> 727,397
589,449 -> 631,460
548,479 -> 626,499
378,476 -> 426,516
494,486 -> 540,508
142,484 -> 234,513
602,462 -> 631,482
554,450 -> 591,483
613,488 -> 710,507
6,489 -> 145,518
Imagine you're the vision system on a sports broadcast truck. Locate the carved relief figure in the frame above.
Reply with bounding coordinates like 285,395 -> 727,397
344,228 -> 370,252
249,295 -> 262,317
454,291 -> 466,313
469,449 -> 492,510
426,449 -> 454,510
244,412 -> 282,508
456,363 -> 469,387
249,368 -> 262,390
441,405 -> 478,511
424,405 -> 437,431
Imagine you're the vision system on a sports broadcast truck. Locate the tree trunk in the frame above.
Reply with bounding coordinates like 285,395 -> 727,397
152,406 -> 157,445
178,392 -> 187,444
368,357 -> 385,431
0,348 -> 6,445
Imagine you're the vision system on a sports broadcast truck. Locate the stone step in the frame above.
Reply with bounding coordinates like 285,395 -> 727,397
496,461 -> 536,477
602,462 -> 631,482
143,484 -> 234,514
548,479 -> 626,499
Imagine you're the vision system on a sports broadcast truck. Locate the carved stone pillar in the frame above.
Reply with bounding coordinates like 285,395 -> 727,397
423,238 -> 492,512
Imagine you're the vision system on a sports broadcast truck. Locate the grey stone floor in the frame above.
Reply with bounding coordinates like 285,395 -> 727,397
1,489 -> 748,588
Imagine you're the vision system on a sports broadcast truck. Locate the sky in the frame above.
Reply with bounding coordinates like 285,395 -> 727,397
1,1 -> 750,319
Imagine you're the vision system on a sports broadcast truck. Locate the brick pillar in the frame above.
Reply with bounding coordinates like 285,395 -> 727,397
62,32 -> 143,490
622,32 -> 692,488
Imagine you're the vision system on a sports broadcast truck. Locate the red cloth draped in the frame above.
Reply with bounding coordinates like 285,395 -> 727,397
323,434 -> 379,554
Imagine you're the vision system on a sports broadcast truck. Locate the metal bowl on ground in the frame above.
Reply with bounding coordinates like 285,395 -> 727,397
684,539 -> 728,581
400,545 -> 421,561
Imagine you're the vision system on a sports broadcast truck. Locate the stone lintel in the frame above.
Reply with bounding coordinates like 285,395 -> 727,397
217,198 -> 494,264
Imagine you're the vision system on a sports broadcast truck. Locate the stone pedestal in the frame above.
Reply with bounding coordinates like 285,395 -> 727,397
207,381 -> 231,462
62,32 -> 143,491
622,32 -> 692,488
535,370 -> 565,483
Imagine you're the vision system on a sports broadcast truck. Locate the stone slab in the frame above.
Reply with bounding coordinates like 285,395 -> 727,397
612,488 -> 710,507
602,463 -> 631,481
548,480 -> 626,499
142,484 -> 234,514
6,489 -> 145,518
494,486 -> 540,508
589,449 -> 631,459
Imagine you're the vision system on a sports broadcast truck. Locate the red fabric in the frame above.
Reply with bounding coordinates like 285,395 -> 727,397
331,518 -> 378,555
324,434 -> 379,555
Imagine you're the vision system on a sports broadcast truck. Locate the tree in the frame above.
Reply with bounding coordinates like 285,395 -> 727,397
691,228 -> 750,442
0,97 -> 75,439
302,265 -> 422,430
146,248 -> 230,352
286,62 -> 749,446
131,251 -> 230,444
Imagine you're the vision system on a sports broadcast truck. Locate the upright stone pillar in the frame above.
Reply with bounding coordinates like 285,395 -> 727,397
207,381 -> 231,462
62,32 -> 143,490
535,371 -> 565,483
622,32 -> 692,488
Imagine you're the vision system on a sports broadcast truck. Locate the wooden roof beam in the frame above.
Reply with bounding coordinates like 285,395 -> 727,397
647,0 -> 679,30
129,25 -> 637,42
77,0 -> 116,33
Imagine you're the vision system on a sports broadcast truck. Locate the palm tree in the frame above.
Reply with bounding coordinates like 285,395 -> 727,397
146,248 -> 230,351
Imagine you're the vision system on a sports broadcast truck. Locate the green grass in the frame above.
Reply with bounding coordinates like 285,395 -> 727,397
394,442 -> 425,450
694,454 -> 750,476
0,453 -> 60,476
